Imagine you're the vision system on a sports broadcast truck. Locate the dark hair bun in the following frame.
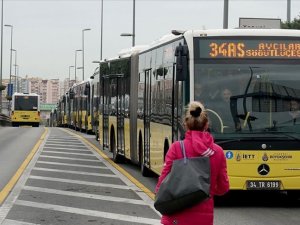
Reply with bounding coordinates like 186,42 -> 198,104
190,106 -> 202,117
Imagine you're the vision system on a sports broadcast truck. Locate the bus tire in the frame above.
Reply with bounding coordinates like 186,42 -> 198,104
163,139 -> 169,162
95,130 -> 99,141
111,127 -> 123,163
139,134 -> 151,177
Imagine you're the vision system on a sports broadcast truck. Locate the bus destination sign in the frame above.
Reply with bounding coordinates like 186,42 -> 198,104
199,39 -> 300,59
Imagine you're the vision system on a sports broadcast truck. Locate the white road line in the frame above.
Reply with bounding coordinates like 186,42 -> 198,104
48,136 -> 76,138
42,151 -> 94,156
36,161 -> 108,169
23,186 -> 147,205
2,219 -> 40,225
32,167 -> 117,177
43,147 -> 90,152
29,175 -> 131,190
47,138 -> 78,141
44,143 -> 85,147
46,139 -> 81,142
15,200 -> 161,225
39,155 -> 100,162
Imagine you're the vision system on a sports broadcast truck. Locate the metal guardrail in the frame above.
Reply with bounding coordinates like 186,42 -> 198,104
0,113 -> 11,126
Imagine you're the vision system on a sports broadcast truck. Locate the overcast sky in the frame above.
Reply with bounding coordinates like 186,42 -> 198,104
2,0 -> 300,80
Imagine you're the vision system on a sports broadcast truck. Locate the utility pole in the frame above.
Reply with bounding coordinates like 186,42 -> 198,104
0,0 -> 4,113
287,0 -> 291,23
223,0 -> 229,29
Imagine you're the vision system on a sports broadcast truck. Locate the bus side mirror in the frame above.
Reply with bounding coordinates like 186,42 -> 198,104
84,83 -> 90,96
69,90 -> 75,99
175,43 -> 189,81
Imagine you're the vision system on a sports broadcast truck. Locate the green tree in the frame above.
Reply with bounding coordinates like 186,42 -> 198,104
281,15 -> 300,29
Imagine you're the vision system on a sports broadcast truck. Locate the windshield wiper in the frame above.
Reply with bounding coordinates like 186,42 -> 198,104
215,137 -> 255,145
265,131 -> 300,142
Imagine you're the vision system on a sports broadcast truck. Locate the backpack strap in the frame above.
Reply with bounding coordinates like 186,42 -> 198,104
179,141 -> 187,164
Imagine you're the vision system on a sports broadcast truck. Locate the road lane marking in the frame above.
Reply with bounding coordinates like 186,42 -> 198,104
46,140 -> 82,144
0,128 -> 48,204
15,200 -> 161,225
43,146 -> 90,151
39,155 -> 100,162
42,150 -> 94,156
29,176 -> 131,190
32,168 -> 117,177
44,143 -> 85,147
2,219 -> 40,225
62,129 -> 156,200
36,161 -> 108,169
23,186 -> 147,205
47,136 -> 77,139
46,139 -> 81,142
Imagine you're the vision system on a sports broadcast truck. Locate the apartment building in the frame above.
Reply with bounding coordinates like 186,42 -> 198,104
28,77 -> 60,104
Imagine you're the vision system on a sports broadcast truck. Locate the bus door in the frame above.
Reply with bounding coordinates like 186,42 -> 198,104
144,69 -> 152,167
103,77 -> 110,150
91,84 -> 94,131
172,63 -> 183,141
116,76 -> 125,155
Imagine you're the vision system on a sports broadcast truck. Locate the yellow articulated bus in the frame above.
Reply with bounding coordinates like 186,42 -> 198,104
95,29 -> 300,198
11,92 -> 40,127
68,80 -> 94,133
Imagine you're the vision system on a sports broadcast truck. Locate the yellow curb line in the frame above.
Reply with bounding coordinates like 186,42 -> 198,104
0,127 -> 48,204
62,128 -> 155,200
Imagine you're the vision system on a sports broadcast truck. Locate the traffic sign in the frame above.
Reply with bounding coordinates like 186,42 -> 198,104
7,84 -> 13,97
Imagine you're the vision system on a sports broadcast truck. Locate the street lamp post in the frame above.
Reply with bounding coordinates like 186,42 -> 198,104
120,0 -> 135,47
13,65 -> 20,92
132,0 -> 135,47
0,0 -> 4,113
82,28 -> 91,81
75,49 -> 82,83
223,0 -> 229,29
4,25 -> 13,85
100,0 -> 104,60
69,65 -> 74,88
120,0 -> 136,47
287,0 -> 291,23
12,49 -> 17,93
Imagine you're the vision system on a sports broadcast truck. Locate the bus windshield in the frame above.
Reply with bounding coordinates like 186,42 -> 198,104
194,63 -> 300,136
14,96 -> 38,111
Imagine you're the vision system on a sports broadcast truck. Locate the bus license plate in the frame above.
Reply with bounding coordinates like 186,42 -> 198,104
246,180 -> 281,190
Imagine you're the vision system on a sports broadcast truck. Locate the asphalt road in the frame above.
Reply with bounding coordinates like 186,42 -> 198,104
0,127 -> 44,190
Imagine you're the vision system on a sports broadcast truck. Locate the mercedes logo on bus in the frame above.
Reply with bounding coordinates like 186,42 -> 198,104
258,164 -> 270,176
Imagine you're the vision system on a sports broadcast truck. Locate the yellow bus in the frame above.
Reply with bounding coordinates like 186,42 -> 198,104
97,29 -> 300,197
11,93 -> 40,127
68,80 -> 94,133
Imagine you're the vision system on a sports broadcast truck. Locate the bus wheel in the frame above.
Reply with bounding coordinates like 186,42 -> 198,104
139,136 -> 151,177
95,130 -> 99,141
111,130 -> 123,163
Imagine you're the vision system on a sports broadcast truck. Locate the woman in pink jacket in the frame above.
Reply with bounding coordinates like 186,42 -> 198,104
155,101 -> 230,225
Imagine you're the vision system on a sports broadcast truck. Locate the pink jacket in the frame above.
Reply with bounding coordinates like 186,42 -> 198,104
155,130 -> 229,225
